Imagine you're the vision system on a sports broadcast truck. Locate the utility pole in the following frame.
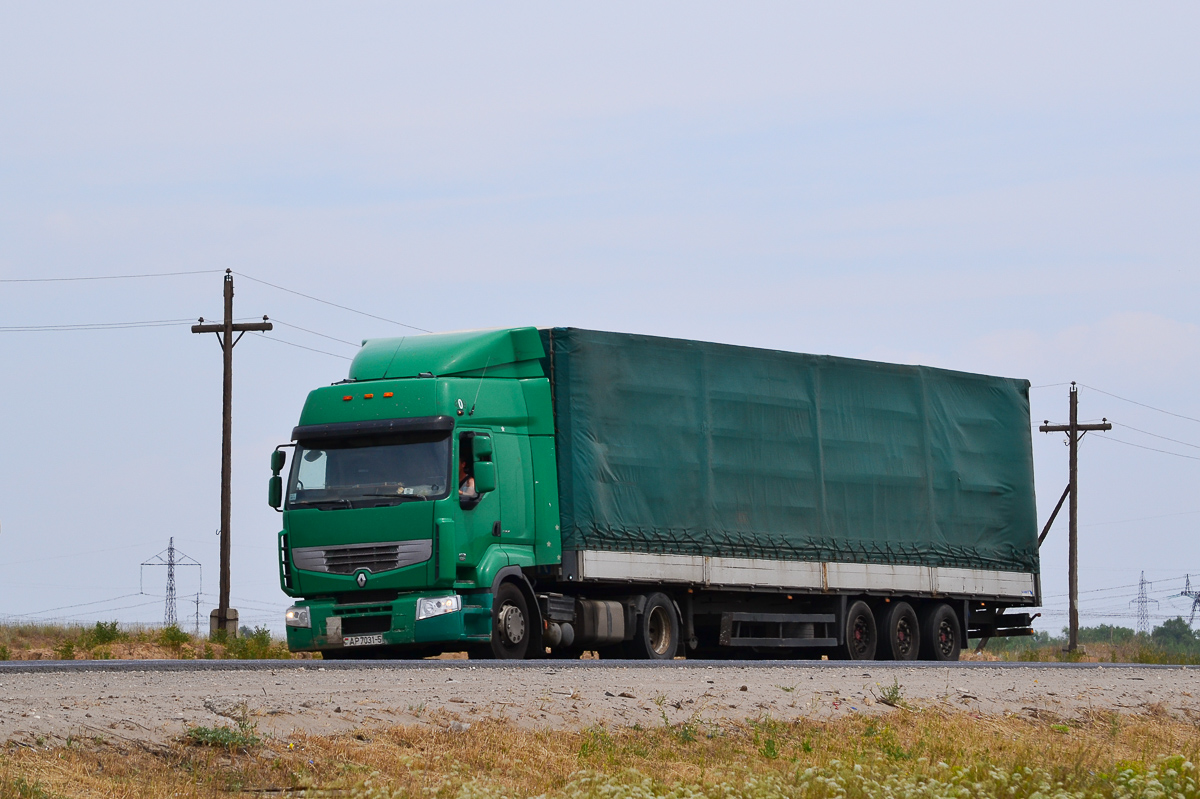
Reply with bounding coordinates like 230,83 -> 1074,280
194,592 -> 202,636
192,269 -> 271,638
1039,382 -> 1111,653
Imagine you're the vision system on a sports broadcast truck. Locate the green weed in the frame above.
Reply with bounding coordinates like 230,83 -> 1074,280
877,677 -> 905,707
158,624 -> 190,649
0,775 -> 59,798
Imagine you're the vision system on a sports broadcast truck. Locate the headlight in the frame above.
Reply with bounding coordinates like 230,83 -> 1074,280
285,606 -> 311,628
416,595 -> 461,620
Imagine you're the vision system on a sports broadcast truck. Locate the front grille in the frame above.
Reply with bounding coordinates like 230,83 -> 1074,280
325,544 -> 400,574
292,540 -> 432,575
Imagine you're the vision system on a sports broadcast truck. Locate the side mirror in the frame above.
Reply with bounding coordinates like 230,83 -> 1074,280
271,450 -> 287,475
473,460 -> 496,493
268,475 -> 283,509
472,436 -> 493,461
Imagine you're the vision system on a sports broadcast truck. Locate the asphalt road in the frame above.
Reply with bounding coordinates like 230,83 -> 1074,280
0,658 -> 1195,674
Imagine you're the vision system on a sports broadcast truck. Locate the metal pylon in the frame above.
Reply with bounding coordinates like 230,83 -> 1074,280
1130,571 -> 1158,635
1182,576 -> 1200,627
141,540 -> 202,628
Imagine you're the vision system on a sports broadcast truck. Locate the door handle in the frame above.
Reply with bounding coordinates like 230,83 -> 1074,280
492,521 -> 501,537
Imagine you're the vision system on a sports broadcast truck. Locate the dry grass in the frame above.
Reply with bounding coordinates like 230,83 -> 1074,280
0,622 -> 305,662
965,640 -> 1200,666
2,708 -> 1199,798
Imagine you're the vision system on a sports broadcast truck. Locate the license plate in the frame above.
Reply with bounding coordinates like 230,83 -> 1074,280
342,634 -> 383,647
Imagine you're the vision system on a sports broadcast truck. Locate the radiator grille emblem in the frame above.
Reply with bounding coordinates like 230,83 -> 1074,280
356,572 -> 368,587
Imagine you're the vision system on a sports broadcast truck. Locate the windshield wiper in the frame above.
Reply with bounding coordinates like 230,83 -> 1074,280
289,498 -> 353,509
361,493 -> 430,502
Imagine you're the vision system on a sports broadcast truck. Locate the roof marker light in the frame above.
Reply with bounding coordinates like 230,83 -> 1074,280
364,393 -> 374,399
383,392 -> 394,398
342,395 -> 352,401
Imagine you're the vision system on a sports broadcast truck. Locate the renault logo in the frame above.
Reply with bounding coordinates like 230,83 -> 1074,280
356,572 -> 368,588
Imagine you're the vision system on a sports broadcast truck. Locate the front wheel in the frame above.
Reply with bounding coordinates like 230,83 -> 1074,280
919,603 -> 961,661
628,593 -> 679,660
491,582 -> 531,659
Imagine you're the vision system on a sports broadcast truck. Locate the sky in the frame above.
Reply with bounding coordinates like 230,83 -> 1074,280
0,3 -> 1197,635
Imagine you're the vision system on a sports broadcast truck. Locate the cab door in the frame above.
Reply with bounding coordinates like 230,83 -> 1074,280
456,431 -> 502,573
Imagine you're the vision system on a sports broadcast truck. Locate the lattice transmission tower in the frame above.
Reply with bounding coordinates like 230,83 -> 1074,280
1182,576 -> 1200,627
141,538 -> 201,627
1130,571 -> 1159,635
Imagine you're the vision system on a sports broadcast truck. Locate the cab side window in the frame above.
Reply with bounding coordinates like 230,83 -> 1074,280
458,433 -> 480,509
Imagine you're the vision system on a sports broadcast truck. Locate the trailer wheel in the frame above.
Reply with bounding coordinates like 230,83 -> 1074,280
629,593 -> 679,660
878,601 -> 920,661
491,582 -> 531,659
840,600 -> 878,660
920,603 -> 961,661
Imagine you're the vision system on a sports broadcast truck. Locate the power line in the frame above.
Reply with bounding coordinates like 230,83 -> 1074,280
1092,434 -> 1200,462
0,542 -> 148,569
48,599 -> 166,620
271,318 -> 361,348
1080,383 -> 1200,425
233,271 -> 431,333
1031,382 -> 1072,389
1112,421 -> 1200,451
0,318 -> 196,332
0,269 -> 223,283
4,592 -> 145,618
1082,509 -> 1200,528
251,331 -> 352,360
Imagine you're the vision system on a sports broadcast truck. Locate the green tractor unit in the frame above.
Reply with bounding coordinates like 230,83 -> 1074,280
272,328 -> 1041,661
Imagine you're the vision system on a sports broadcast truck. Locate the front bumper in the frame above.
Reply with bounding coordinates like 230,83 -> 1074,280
285,591 -> 493,653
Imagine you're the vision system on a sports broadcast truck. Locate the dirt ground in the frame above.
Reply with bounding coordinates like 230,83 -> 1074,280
1,662 -> 1197,749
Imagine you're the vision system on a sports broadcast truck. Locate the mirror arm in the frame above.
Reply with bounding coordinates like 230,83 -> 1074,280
271,443 -> 296,476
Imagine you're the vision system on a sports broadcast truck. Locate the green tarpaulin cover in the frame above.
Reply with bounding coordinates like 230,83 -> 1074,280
542,328 -> 1039,574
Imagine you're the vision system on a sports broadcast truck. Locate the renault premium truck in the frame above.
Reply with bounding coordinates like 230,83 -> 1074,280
271,327 -> 1040,661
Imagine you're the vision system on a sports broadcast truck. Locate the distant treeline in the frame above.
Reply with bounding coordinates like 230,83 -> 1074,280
972,617 -> 1200,663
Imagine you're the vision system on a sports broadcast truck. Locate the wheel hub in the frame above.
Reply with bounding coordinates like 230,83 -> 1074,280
499,604 -> 525,644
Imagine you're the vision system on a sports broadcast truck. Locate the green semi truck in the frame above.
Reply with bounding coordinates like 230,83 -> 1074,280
271,327 -> 1040,661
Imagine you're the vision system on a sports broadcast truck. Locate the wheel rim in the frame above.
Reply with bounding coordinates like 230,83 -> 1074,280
647,605 -> 671,656
895,616 -> 913,657
499,603 -> 525,645
850,613 -> 872,658
936,619 -> 955,657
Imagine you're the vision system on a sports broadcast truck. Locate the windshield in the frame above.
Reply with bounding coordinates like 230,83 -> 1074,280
287,431 -> 452,509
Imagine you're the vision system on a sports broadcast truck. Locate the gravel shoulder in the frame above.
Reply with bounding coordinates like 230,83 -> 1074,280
1,662 -> 1196,748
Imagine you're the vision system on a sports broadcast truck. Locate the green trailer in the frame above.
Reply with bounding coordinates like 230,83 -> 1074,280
271,327 -> 1040,661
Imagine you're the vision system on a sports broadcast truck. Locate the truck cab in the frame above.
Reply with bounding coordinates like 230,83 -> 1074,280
272,327 -> 559,658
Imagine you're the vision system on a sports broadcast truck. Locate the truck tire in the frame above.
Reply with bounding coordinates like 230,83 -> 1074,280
840,600 -> 878,661
628,593 -> 679,660
878,601 -> 920,661
919,603 -> 961,661
491,582 -> 532,659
